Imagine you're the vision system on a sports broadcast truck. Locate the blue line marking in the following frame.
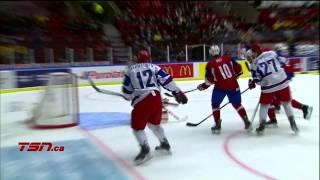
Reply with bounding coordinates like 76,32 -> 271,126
1,139 -> 129,180
80,112 -> 130,130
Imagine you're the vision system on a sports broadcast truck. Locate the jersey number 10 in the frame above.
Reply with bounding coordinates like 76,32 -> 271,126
212,63 -> 233,80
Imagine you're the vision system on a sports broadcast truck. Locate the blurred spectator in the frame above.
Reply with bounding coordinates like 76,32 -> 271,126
153,29 -> 162,42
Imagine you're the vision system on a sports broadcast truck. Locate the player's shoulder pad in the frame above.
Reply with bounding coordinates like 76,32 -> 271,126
264,50 -> 277,56
222,55 -> 233,62
206,60 -> 214,68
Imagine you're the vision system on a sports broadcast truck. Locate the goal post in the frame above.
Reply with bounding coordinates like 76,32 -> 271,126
30,72 -> 79,129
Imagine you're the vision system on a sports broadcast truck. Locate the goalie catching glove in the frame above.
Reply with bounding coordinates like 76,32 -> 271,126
172,91 -> 188,104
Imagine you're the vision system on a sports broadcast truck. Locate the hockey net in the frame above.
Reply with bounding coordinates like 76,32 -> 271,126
30,72 -> 79,129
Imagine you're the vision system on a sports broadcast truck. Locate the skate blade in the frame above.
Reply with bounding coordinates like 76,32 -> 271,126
305,106 -> 313,120
211,130 -> 221,135
265,124 -> 278,128
134,154 -> 152,166
292,131 -> 299,136
292,128 -> 299,135
246,126 -> 253,133
155,149 -> 172,156
256,130 -> 264,136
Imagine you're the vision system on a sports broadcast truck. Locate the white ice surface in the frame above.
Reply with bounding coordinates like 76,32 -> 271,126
1,74 -> 319,180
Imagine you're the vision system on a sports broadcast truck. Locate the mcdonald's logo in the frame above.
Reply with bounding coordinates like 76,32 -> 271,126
179,65 -> 192,77
162,66 -> 174,77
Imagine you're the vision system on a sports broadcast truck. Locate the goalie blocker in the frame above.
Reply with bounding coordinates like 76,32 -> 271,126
30,72 -> 79,129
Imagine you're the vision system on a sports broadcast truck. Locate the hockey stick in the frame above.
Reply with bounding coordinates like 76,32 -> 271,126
250,102 -> 259,124
164,102 -> 179,107
163,106 -> 188,123
162,98 -> 179,107
247,102 -> 259,132
167,109 -> 188,122
88,78 -> 126,98
186,88 -> 250,127
164,88 -> 198,97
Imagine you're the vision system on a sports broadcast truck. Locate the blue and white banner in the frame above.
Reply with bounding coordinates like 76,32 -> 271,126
305,56 -> 319,72
16,68 -> 70,88
294,44 -> 319,57
0,71 -> 17,89
72,66 -> 126,84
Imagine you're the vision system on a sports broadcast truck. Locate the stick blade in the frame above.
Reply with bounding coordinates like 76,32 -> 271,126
186,122 -> 199,127
164,92 -> 174,97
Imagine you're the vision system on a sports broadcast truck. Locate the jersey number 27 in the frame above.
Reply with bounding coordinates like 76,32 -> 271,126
257,59 -> 278,78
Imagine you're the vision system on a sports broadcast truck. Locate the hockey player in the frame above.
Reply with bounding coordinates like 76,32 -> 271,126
122,50 -> 188,165
264,43 -> 313,127
247,43 -> 299,135
246,49 -> 279,126
197,45 -> 251,134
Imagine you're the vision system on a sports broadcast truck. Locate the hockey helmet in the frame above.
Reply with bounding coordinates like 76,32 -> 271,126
209,45 -> 220,56
246,49 -> 254,62
274,43 -> 289,56
137,50 -> 151,63
251,43 -> 262,54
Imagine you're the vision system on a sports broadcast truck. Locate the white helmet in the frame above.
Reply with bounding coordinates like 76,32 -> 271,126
246,49 -> 254,62
246,49 -> 253,59
209,45 -> 220,56
274,43 -> 289,56
274,43 -> 287,51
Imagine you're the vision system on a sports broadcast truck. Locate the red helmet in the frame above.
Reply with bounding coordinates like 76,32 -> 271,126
137,50 -> 151,63
251,43 -> 262,53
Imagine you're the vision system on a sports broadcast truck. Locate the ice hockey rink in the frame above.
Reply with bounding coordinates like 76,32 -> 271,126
1,74 -> 319,180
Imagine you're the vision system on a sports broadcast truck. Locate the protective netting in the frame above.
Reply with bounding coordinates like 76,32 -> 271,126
32,72 -> 79,129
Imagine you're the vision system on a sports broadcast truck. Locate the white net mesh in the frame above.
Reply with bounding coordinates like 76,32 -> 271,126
32,72 -> 79,128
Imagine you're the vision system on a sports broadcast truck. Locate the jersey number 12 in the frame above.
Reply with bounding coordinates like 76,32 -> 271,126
137,70 -> 156,88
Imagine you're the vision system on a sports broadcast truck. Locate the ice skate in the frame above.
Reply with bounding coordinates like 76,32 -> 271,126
134,144 -> 151,165
211,120 -> 221,134
244,118 -> 252,132
302,105 -> 313,120
289,117 -> 299,134
256,123 -> 265,136
155,138 -> 172,155
275,105 -> 281,113
265,118 -> 278,128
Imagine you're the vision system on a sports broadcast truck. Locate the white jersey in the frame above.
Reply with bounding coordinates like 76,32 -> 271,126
122,63 -> 180,106
251,51 -> 289,93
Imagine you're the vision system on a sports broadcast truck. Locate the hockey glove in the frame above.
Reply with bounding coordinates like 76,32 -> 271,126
248,79 -> 256,89
173,91 -> 188,104
197,83 -> 209,91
